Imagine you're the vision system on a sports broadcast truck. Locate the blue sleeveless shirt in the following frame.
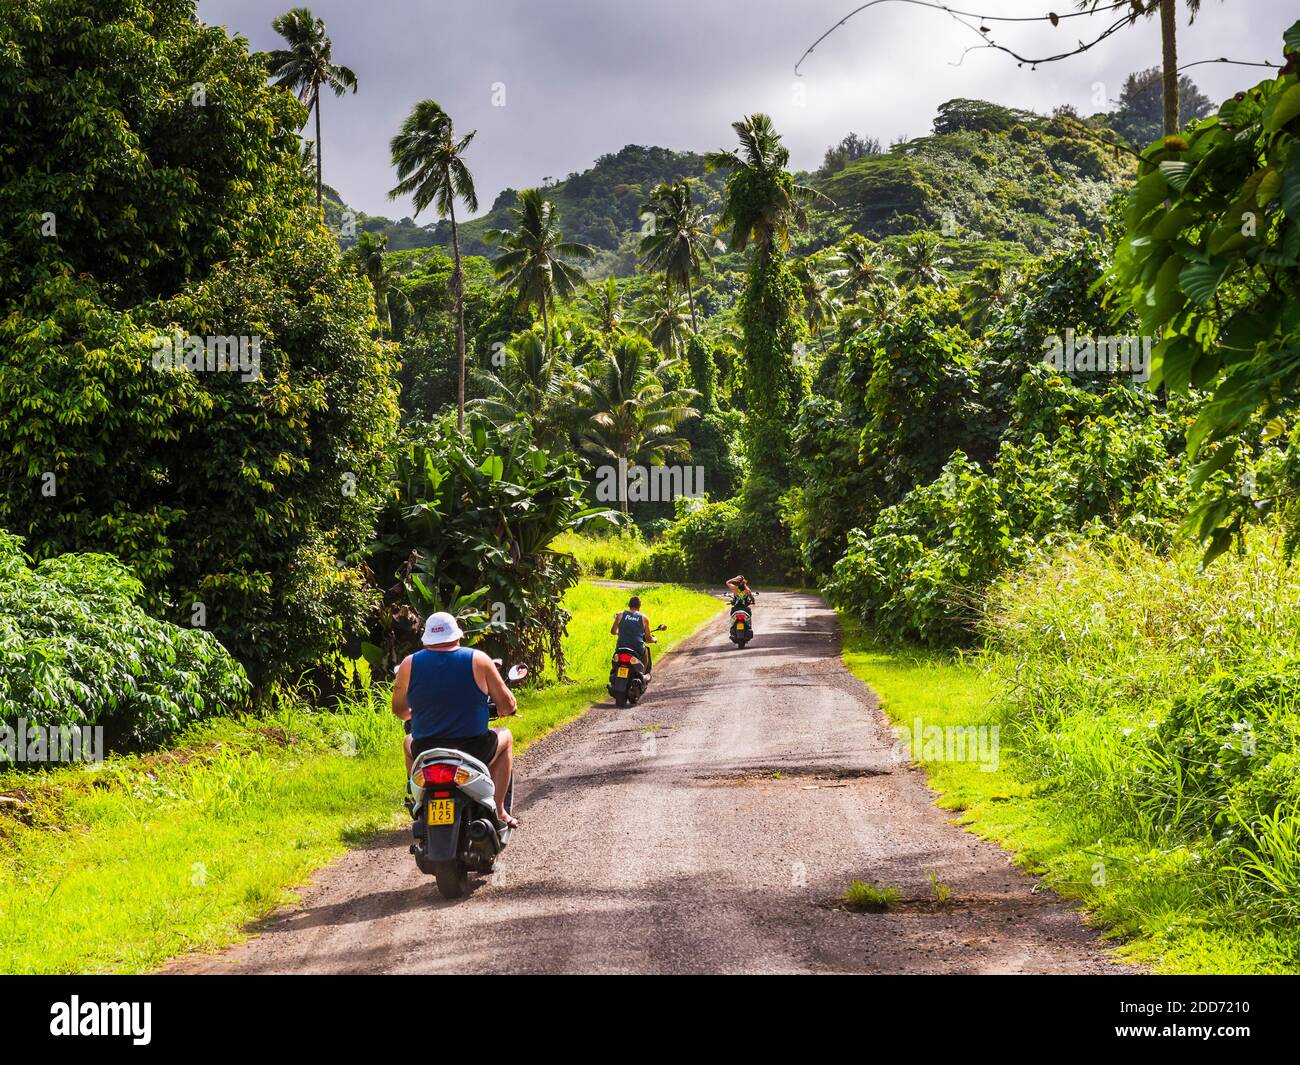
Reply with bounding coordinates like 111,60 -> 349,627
407,648 -> 490,740
617,610 -> 646,652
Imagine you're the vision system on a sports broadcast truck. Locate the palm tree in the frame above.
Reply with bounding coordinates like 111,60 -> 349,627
488,188 -> 596,336
896,234 -> 953,290
388,100 -> 478,431
469,330 -> 581,451
830,235 -> 896,300
639,181 -> 713,333
579,336 -> 699,515
962,260 -> 1021,331
1077,0 -> 1214,138
266,7 -> 357,209
348,230 -> 410,337
793,259 -> 840,342
583,276 -> 626,339
637,284 -> 692,359
706,114 -> 820,264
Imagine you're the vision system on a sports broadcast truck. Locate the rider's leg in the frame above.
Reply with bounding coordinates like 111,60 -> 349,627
488,727 -> 515,820
404,733 -> 414,775
644,646 -> 653,674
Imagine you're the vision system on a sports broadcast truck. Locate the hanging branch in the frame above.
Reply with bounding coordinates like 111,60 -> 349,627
798,0 -> 1274,76
795,0 -> 1136,76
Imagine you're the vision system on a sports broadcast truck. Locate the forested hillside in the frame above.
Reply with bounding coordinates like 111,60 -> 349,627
335,101 -> 1134,279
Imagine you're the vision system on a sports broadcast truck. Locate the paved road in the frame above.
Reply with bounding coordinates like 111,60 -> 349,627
171,593 -> 1126,975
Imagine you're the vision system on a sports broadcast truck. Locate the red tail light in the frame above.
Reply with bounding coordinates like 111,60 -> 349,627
733,612 -> 749,622
422,763 -> 458,785
616,653 -> 636,664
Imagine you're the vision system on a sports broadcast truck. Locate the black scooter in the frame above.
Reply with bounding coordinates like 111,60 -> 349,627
408,662 -> 527,899
607,624 -> 667,708
729,596 -> 754,648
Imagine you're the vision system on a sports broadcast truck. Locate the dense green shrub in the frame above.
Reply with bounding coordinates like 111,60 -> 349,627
369,415 -> 614,677
1104,22 -> 1300,561
0,531 -> 248,750
828,371 -> 1188,645
0,0 -> 400,688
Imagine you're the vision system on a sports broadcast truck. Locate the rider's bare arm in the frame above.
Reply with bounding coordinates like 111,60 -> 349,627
643,615 -> 656,643
475,650 -> 517,716
391,656 -> 413,721
610,611 -> 622,636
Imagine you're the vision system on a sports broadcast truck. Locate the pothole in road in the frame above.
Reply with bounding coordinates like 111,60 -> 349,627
817,895 -> 1024,917
696,765 -> 890,787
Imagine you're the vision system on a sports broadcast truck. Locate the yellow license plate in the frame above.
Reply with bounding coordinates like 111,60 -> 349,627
427,799 -> 455,826
736,622 -> 746,629
617,667 -> 629,678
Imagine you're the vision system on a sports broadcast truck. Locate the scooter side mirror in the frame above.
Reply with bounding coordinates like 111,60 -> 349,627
655,624 -> 668,631
506,664 -> 529,683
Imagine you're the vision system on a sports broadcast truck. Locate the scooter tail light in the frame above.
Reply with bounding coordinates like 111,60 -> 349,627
616,653 -> 635,664
421,763 -> 458,785
454,767 -> 473,786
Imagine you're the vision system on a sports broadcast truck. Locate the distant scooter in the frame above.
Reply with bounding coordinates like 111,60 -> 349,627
408,662 -> 528,899
607,624 -> 667,708
729,596 -> 754,648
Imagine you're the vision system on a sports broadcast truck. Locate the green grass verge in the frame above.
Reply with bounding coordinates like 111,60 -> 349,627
838,615 -> 1295,974
0,581 -> 724,974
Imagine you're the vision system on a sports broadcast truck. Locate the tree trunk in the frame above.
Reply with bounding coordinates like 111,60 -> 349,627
686,272 -> 699,335
314,88 -> 323,209
1161,0 -> 1179,137
541,299 -> 550,339
450,197 -> 466,434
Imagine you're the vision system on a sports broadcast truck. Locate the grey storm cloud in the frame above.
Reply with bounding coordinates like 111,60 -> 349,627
197,0 -> 1296,220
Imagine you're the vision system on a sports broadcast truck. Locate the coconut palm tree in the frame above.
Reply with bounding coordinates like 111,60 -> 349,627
579,336 -> 699,515
489,188 -> 596,336
637,284 -> 692,359
583,276 -> 626,339
793,259 -> 841,343
469,330 -> 581,452
962,260 -> 1021,331
639,181 -> 713,333
388,100 -> 478,431
1076,0 -> 1214,138
830,235 -> 896,300
266,7 -> 357,209
347,230 -> 412,337
896,234 -> 954,290
706,113 -> 820,265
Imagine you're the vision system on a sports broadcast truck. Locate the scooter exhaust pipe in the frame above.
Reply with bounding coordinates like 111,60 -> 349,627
468,818 -> 503,852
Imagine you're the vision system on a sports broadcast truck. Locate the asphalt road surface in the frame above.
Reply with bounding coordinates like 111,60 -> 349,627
170,592 -> 1126,975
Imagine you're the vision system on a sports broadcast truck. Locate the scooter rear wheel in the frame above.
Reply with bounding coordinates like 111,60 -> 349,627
433,860 -> 468,899
613,692 -> 628,708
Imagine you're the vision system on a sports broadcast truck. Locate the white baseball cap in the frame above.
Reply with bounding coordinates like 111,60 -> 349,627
421,611 -> 465,645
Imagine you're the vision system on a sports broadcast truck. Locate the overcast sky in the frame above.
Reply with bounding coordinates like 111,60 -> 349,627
196,0 -> 1296,220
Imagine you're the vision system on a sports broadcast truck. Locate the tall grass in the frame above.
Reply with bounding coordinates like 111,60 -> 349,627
553,530 -> 651,579
985,527 -> 1300,960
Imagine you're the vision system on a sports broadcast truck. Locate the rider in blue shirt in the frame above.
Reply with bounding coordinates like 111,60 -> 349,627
610,595 -> 657,674
392,612 -> 519,827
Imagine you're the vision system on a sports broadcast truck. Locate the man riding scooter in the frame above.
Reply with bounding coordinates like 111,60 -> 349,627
610,595 -> 657,677
391,612 -> 520,828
